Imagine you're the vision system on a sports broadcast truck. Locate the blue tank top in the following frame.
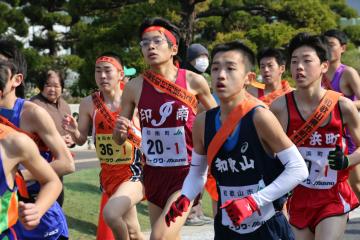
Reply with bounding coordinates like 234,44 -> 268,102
204,106 -> 285,235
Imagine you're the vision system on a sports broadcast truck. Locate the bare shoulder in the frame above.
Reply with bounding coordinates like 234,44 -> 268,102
185,70 -> 209,94
79,95 -> 94,114
269,94 -> 287,115
344,66 -> 360,82
1,131 -> 34,159
253,106 -> 276,126
339,95 -> 357,114
23,101 -> 51,120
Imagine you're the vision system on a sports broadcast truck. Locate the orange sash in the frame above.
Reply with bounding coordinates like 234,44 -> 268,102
91,92 -> 141,148
259,81 -> 293,105
205,94 -> 267,201
289,90 -> 341,146
142,70 -> 198,114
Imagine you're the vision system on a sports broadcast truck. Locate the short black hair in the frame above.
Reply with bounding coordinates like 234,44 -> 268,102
323,29 -> 348,45
288,32 -> 330,63
257,48 -> 286,67
0,39 -> 27,98
37,69 -> 65,92
139,17 -> 181,47
211,40 -> 255,72
0,60 -> 17,92
97,51 -> 123,67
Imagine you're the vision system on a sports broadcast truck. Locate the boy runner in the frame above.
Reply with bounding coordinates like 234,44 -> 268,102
113,17 -> 217,239
271,32 -> 360,240
323,29 -> 360,200
165,40 -> 308,239
0,41 -> 74,240
247,48 -> 292,105
62,52 -> 144,240
0,61 -> 62,240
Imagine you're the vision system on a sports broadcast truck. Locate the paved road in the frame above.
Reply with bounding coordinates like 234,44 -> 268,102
72,149 -> 360,239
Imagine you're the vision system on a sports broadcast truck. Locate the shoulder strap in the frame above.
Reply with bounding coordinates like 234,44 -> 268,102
142,70 -> 198,114
91,92 -> 141,148
290,90 -> 342,146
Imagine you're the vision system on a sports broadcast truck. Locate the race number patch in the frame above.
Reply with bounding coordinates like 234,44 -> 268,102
219,181 -> 275,234
299,147 -> 337,189
142,126 -> 188,167
95,134 -> 134,165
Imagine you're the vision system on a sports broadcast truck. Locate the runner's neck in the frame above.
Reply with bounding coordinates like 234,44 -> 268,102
265,79 -> 282,93
219,90 -> 248,122
150,61 -> 178,83
0,93 -> 17,109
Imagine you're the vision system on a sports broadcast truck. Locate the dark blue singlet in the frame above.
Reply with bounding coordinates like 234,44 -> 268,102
204,106 -> 294,240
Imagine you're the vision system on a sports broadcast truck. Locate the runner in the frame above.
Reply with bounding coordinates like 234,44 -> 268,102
0,42 -> 74,240
62,52 -> 144,240
165,40 -> 308,239
271,32 -> 360,240
323,29 -> 360,200
247,48 -> 292,105
0,39 -> 27,98
0,60 -> 62,240
113,17 -> 217,239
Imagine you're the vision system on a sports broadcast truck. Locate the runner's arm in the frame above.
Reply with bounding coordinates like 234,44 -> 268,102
62,96 -> 92,145
7,133 -> 62,219
180,113 -> 208,200
339,97 -> 360,166
252,108 -> 308,207
188,72 -> 217,111
344,67 -> 360,110
22,104 -> 75,180
113,79 -> 137,145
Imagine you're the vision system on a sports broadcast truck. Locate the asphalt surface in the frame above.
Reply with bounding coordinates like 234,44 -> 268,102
72,148 -> 360,239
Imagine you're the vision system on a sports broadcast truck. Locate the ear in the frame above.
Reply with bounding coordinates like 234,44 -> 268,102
118,70 -> 125,81
12,73 -> 24,88
320,61 -> 329,75
279,64 -> 286,74
341,44 -> 346,53
171,44 -> 179,57
245,72 -> 256,85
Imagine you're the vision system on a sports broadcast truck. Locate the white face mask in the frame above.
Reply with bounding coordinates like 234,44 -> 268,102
194,57 -> 209,73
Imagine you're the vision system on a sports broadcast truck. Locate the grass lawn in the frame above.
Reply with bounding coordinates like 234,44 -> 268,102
63,168 -> 213,239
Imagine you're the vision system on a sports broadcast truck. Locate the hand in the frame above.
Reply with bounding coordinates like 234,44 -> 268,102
220,195 -> 259,226
328,145 -> 349,170
165,195 -> 190,227
62,114 -> 78,135
18,201 -> 41,230
63,134 -> 75,147
113,116 -> 131,142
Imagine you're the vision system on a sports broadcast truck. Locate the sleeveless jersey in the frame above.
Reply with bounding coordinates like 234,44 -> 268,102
204,106 -> 284,235
286,92 -> 350,189
0,125 -> 18,235
330,64 -> 356,154
138,69 -> 196,167
92,91 -> 142,185
0,98 -> 69,239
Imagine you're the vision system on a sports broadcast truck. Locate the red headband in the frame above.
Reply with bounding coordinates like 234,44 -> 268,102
142,26 -> 177,46
96,56 -> 123,72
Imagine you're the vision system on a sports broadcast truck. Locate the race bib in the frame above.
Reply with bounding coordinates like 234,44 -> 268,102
142,126 -> 188,167
95,134 -> 134,165
299,147 -> 337,189
219,180 -> 275,234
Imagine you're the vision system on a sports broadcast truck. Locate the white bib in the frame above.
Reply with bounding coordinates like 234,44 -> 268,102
219,180 -> 275,234
141,126 -> 188,167
299,147 -> 337,189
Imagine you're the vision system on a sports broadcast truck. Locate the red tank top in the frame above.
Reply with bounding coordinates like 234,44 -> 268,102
92,92 -> 141,174
286,92 -> 349,189
138,69 -> 195,167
